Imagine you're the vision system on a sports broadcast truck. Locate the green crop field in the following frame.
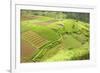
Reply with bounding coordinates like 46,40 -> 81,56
20,10 -> 90,63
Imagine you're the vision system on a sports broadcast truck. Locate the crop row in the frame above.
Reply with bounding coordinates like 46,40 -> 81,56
32,39 -> 61,62
22,31 -> 49,49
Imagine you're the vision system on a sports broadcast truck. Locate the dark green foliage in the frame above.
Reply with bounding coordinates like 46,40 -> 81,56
21,10 -> 89,23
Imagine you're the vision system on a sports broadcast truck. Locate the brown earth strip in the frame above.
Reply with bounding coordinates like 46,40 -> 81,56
21,15 -> 43,21
33,20 -> 57,26
21,39 -> 36,63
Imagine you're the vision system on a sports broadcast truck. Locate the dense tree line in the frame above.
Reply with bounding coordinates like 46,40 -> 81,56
21,10 -> 89,23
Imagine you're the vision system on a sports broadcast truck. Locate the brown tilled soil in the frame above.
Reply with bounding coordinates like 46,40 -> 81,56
21,39 -> 36,63
21,15 -> 42,21
33,20 -> 57,26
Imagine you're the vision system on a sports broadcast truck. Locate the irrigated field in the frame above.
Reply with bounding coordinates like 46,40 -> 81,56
21,11 -> 90,63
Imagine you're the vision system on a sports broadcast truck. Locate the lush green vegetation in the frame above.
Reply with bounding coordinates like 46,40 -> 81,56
21,10 -> 90,63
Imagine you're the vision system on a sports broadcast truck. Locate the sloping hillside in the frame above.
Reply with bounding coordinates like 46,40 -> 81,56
21,15 -> 89,63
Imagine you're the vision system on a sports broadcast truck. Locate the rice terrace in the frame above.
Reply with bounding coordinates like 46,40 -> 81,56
20,10 -> 90,63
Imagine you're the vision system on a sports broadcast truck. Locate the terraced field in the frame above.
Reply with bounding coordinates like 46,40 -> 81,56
21,12 -> 89,63
22,31 -> 49,49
